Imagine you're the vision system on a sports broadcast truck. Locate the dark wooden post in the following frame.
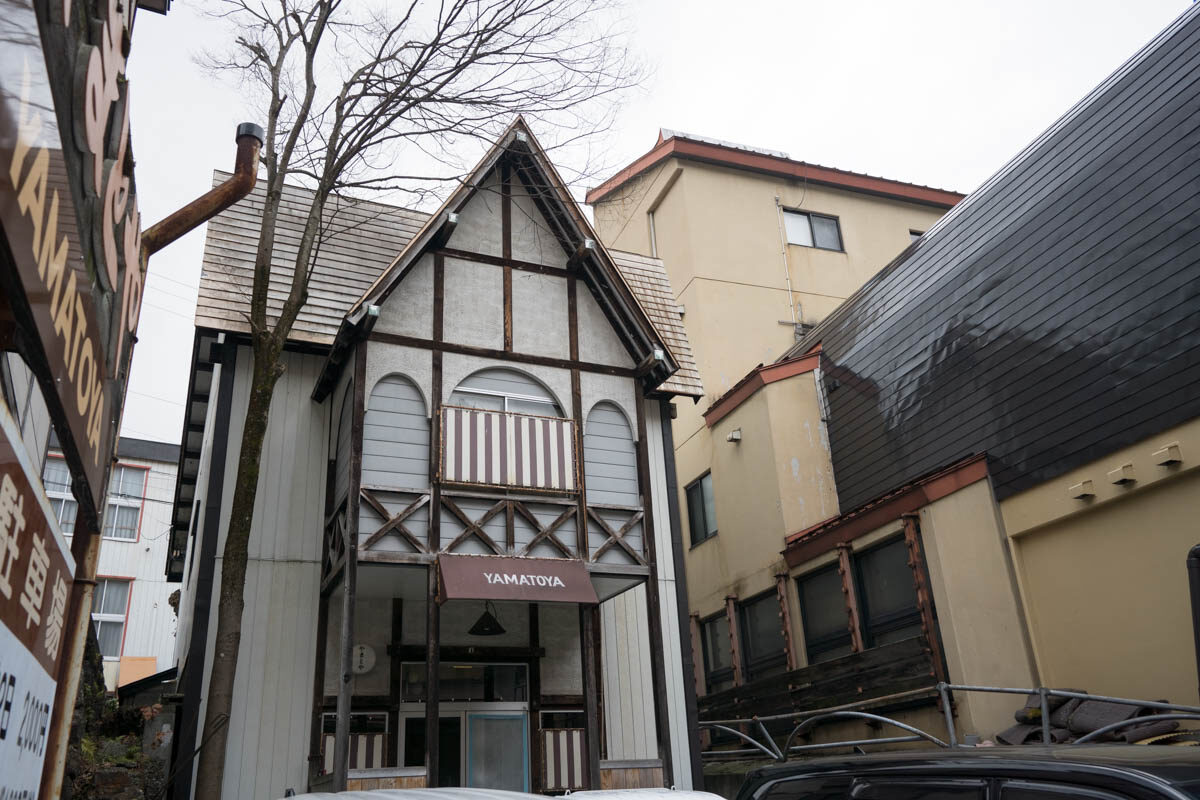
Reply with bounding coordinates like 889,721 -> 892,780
425,565 -> 441,787
334,342 -> 367,789
308,588 -> 331,786
836,543 -> 865,652
776,573 -> 799,671
580,604 -> 603,789
725,595 -> 743,687
529,604 -> 542,791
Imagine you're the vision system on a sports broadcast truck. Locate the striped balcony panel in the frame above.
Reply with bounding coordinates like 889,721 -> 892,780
440,406 -> 577,494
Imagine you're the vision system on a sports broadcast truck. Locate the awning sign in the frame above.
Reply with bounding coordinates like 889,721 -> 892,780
0,408 -> 75,798
438,554 -> 598,605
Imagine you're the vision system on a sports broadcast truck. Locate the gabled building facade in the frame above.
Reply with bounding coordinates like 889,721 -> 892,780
170,121 -> 705,798
592,2 -> 1200,784
43,436 -> 180,690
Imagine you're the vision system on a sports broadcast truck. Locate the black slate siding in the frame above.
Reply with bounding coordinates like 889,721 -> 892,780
797,5 -> 1200,511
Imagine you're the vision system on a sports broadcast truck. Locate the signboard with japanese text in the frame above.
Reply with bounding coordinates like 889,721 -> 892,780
438,554 -> 599,605
0,406 -> 74,799
0,0 -> 147,517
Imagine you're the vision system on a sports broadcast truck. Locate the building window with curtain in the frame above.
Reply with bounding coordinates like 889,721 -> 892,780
92,578 -> 131,660
42,456 -> 77,534
795,536 -> 923,665
738,591 -> 789,682
855,537 -> 924,647
796,563 -> 855,664
783,209 -> 843,251
700,612 -> 735,694
103,464 -> 147,541
685,471 -> 717,546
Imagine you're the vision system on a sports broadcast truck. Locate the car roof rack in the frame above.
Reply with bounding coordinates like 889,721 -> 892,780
698,682 -> 1200,762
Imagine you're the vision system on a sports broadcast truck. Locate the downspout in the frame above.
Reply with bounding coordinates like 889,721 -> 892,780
141,123 -> 264,256
774,196 -> 798,326
1189,544 -> 1200,698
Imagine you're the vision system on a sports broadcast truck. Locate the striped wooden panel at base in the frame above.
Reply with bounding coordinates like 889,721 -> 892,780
542,728 -> 586,791
348,775 -> 427,790
599,766 -> 665,790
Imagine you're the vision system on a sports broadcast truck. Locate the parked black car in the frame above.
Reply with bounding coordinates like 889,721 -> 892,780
736,746 -> 1200,800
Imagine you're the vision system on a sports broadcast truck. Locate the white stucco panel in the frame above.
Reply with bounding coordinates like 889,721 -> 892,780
365,344 -> 433,417
577,284 -> 635,368
510,182 -> 568,267
580,372 -> 638,442
443,257 -> 504,350
446,169 -> 503,257
512,271 -> 569,359
375,253 -> 433,338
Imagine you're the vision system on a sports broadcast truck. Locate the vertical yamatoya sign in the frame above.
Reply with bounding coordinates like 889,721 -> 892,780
0,0 -> 146,515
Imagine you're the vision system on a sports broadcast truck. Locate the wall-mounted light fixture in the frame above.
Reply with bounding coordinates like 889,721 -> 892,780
726,427 -> 742,443
468,601 -> 506,636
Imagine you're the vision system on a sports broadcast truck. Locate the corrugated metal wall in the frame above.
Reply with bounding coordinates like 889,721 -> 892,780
192,347 -> 327,799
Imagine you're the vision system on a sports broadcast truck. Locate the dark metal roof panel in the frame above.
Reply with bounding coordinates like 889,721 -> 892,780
791,5 -> 1200,510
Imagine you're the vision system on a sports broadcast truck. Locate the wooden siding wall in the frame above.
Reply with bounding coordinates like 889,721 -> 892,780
359,375 -> 430,540
584,402 -> 638,506
192,347 -> 327,799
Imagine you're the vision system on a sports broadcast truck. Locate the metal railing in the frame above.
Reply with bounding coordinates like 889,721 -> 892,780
697,682 -> 1200,761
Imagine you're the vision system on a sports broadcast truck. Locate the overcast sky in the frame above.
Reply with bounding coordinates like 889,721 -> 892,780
119,0 -> 1192,444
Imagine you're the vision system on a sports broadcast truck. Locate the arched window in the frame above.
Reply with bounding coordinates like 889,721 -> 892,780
362,374 -> 429,491
448,368 -> 564,417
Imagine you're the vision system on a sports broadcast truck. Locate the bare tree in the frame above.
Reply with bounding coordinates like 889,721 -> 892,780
191,1 -> 640,795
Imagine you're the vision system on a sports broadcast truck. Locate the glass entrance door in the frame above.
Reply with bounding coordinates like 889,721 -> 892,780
466,712 -> 528,792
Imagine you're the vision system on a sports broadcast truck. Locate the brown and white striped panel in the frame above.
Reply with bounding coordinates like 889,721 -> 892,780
441,406 -> 577,492
542,728 -> 586,791
322,732 -> 387,773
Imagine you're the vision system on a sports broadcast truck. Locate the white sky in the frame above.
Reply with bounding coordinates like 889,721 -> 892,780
120,0 -> 1192,444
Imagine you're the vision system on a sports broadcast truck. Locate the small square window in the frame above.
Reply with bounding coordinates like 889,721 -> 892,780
685,472 -> 717,546
783,210 -> 843,251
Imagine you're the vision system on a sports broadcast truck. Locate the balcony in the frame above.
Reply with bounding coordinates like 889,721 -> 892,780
439,405 -> 578,494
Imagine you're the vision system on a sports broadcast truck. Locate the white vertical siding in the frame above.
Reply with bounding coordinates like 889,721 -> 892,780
597,400 -> 694,783
601,584 -> 656,760
190,346 -> 327,799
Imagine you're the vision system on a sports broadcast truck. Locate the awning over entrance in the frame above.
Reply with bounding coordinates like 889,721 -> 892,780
438,554 -> 599,605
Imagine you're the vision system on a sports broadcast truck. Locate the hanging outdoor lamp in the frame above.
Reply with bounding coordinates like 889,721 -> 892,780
468,600 -> 506,636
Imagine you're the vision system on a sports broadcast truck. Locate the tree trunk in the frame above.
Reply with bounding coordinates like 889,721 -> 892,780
192,341 -> 284,799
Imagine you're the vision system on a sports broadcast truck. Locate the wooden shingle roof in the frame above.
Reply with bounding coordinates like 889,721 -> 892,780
607,249 -> 702,397
196,172 -> 427,344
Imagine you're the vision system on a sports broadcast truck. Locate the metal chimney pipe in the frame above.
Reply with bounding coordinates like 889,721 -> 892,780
1189,543 -> 1200,697
141,122 -> 264,256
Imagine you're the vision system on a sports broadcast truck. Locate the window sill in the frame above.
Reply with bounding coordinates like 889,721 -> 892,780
689,533 -> 718,551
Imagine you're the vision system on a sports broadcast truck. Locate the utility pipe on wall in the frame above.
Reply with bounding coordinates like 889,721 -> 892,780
774,196 -> 798,326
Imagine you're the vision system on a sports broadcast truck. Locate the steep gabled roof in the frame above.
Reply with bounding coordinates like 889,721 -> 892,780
319,117 -> 702,399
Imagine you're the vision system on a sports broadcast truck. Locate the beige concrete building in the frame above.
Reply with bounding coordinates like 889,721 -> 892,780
588,130 -> 960,642
590,6 -> 1200,781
